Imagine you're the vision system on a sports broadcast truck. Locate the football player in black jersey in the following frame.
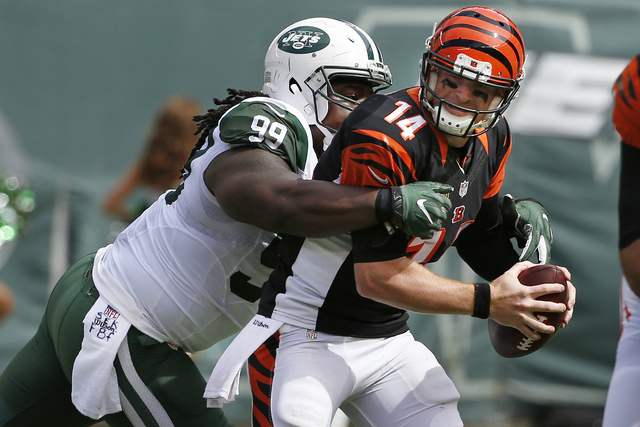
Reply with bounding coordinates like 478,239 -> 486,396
602,53 -> 640,427
205,6 -> 576,426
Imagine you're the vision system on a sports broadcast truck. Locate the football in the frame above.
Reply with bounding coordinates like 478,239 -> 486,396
488,264 -> 568,358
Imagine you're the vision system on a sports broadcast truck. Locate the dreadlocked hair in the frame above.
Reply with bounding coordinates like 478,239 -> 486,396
189,89 -> 267,160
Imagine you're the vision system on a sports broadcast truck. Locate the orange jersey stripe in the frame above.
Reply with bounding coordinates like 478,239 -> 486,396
407,86 -> 421,104
484,132 -> 511,198
340,129 -> 418,187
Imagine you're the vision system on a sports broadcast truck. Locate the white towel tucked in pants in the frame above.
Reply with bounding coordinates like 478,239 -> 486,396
72,296 -> 132,419
204,314 -> 282,408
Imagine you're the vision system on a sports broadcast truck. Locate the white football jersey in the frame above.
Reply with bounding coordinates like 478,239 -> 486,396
92,98 -> 316,353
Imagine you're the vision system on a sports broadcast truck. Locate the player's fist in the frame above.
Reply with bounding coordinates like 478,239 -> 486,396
489,264 -> 569,358
395,181 -> 453,239
501,194 -> 553,264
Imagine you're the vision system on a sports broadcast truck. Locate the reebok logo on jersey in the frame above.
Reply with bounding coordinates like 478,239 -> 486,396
278,26 -> 330,54
368,167 -> 389,185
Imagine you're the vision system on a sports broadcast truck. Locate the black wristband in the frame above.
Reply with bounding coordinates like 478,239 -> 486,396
472,282 -> 491,319
375,188 -> 394,223
390,186 -> 403,219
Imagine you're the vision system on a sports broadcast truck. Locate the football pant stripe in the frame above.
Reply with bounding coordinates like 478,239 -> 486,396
115,339 -> 174,427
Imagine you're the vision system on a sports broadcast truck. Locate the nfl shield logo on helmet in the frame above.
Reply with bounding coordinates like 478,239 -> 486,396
459,180 -> 469,197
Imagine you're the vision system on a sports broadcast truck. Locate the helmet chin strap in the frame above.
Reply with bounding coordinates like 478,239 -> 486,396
289,79 -> 336,151
313,93 -> 335,152
318,125 -> 334,151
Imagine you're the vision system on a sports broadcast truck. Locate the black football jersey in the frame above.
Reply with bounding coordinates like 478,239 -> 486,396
259,88 -> 514,338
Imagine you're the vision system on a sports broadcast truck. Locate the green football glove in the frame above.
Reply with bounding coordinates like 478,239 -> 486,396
500,194 -> 553,264
376,181 -> 453,240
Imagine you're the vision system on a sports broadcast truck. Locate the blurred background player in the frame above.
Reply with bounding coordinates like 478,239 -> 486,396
0,17 -> 444,426
207,6 -> 572,426
602,53 -> 640,427
102,95 -> 201,239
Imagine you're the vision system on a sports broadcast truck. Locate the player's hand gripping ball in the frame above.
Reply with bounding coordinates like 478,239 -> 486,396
488,264 -> 568,358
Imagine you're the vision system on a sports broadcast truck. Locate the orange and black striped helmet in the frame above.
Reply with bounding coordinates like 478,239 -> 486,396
612,54 -> 640,149
420,6 -> 526,137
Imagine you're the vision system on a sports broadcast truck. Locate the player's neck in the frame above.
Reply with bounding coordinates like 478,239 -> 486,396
445,134 -> 469,148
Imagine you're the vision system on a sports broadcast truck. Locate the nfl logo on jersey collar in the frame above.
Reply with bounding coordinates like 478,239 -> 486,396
459,180 -> 469,197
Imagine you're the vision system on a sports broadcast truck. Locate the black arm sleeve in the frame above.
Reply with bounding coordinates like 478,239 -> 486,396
454,195 -> 519,281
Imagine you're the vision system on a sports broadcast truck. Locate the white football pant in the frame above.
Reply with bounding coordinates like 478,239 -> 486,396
270,325 -> 463,427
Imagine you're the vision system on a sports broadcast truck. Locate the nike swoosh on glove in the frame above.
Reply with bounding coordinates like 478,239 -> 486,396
397,182 -> 453,239
500,194 -> 553,264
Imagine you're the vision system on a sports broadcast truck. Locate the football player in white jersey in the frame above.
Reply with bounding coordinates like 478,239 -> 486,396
0,17 -> 446,427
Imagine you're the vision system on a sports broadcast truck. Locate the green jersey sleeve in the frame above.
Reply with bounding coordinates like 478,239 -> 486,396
215,99 -> 313,174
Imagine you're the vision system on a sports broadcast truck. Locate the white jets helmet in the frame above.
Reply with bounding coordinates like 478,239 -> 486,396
263,17 -> 392,142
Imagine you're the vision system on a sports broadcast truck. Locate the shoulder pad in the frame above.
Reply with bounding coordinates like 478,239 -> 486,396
217,98 -> 314,174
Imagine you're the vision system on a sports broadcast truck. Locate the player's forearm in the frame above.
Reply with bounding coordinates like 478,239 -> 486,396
620,239 -> 640,298
268,180 -> 380,237
207,147 -> 380,237
229,178 -> 380,237
355,258 -> 569,339
354,258 -> 476,315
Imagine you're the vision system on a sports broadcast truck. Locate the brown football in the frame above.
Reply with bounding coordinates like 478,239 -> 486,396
488,264 -> 568,358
